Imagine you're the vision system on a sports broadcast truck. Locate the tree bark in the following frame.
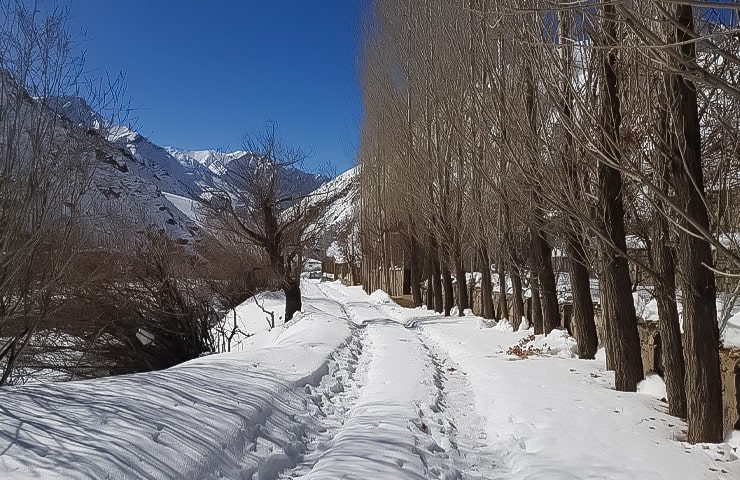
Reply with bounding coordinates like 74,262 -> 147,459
432,257 -> 443,313
530,245 -> 544,335
480,247 -> 495,319
652,217 -> 687,418
284,276 -> 302,321
510,262 -> 525,330
498,263 -> 509,321
596,3 -> 644,392
595,271 -> 615,371
534,229 -> 559,334
455,255 -> 470,316
442,264 -> 454,317
665,4 -> 723,444
425,253 -> 434,309
409,237 -> 423,307
648,98 -> 688,419
568,233 -> 598,359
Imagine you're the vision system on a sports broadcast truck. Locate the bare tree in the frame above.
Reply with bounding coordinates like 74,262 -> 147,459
0,2 -> 101,384
200,124 -> 341,321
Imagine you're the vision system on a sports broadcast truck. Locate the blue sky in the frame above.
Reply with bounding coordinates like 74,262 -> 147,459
65,0 -> 363,173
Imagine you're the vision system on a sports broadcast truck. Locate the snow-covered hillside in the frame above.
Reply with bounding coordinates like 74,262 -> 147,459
311,165 -> 358,229
43,97 -> 200,243
302,165 -> 359,262
46,96 -> 332,246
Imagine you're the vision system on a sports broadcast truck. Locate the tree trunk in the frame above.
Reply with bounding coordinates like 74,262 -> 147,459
651,100 -> 687,419
599,273 -> 615,371
284,276 -> 302,321
652,218 -> 687,418
455,257 -> 470,316
442,265 -> 454,317
409,237 -> 423,307
530,258 -> 543,335
498,263 -> 509,321
558,5 -> 597,358
534,229 -> 559,334
425,253 -> 433,308
480,248 -> 495,319
432,257 -> 443,313
666,4 -> 723,444
568,233 -> 598,359
511,262 -> 525,330
596,3 -> 643,392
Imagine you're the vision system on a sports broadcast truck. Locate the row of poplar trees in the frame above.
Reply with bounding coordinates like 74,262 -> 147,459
357,0 -> 740,444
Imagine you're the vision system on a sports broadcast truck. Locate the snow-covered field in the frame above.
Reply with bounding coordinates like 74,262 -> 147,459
0,281 -> 738,479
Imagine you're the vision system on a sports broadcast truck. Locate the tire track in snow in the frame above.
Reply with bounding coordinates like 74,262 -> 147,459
292,282 -> 464,479
276,325 -> 366,479
375,299 -> 505,479
276,281 -> 503,479
414,334 -> 505,479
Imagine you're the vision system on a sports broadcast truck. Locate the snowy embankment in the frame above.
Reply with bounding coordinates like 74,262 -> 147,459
0,283 -> 352,479
1,281 -> 738,479
388,308 -> 740,479
0,282 -> 478,479
215,291 -> 288,352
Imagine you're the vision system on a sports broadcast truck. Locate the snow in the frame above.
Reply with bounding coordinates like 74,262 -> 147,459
369,289 -> 394,305
518,316 -> 530,331
529,328 -> 579,358
213,291 -> 287,351
325,240 -> 345,263
493,318 -> 515,332
399,317 -> 738,479
631,286 -> 740,348
308,166 -> 358,230
162,191 -> 202,225
638,373 -> 668,401
1,281 -> 738,479
291,291 -> 457,479
165,148 -> 249,176
0,282 -> 353,479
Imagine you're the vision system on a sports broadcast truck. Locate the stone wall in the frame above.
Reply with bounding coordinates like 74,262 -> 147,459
720,348 -> 740,433
635,323 -> 740,435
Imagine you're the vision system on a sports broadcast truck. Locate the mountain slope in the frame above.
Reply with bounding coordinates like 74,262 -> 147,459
45,97 -> 201,244
301,166 -> 358,262
47,97 -> 331,246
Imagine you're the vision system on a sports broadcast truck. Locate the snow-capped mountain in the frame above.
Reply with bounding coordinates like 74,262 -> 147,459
45,96 -> 333,246
45,97 -> 203,244
312,165 -> 358,229
165,148 -> 248,177
49,97 -> 201,198
166,147 -> 329,197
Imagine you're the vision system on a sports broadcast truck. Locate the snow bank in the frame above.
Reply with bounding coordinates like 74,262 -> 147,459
0,282 -> 353,480
637,373 -> 668,401
212,291 -> 287,352
369,289 -> 394,304
518,316 -> 530,331
530,328 -> 579,358
405,311 -> 740,480
493,319 -> 515,332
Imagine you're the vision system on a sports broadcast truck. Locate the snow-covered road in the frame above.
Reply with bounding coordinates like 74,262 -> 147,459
0,280 -> 738,479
